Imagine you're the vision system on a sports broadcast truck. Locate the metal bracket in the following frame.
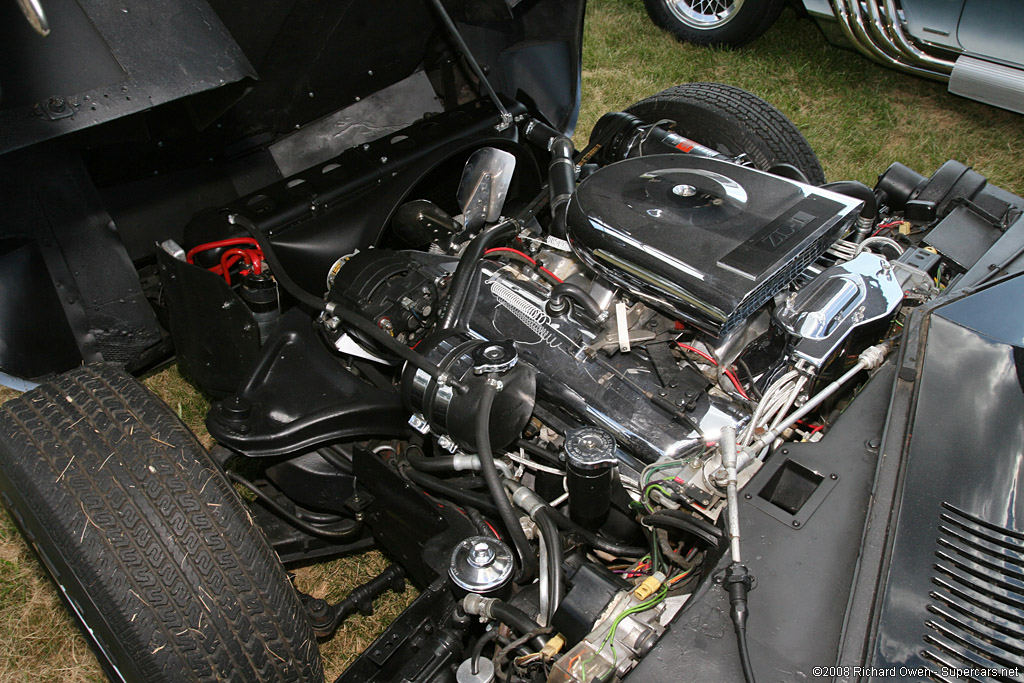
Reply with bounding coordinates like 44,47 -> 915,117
494,111 -> 514,132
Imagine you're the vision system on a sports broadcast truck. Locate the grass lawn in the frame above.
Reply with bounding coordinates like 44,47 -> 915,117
2,0 -> 1022,679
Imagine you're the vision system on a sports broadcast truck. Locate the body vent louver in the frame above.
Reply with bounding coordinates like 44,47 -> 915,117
922,503 -> 1024,682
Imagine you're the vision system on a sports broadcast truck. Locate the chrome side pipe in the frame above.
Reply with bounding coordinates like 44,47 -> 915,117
828,0 -> 954,82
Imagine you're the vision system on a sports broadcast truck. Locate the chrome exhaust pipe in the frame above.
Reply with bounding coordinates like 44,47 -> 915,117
828,0 -> 954,81
878,0 -> 954,73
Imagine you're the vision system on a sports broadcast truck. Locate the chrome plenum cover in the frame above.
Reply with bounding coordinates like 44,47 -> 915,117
566,155 -> 863,335
776,252 -> 904,366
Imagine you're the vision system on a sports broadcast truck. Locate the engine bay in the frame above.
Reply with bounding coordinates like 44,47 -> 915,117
3,0 -> 1024,678
150,102 -> 1023,682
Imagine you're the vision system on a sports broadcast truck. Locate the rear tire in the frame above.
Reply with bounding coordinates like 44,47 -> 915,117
643,0 -> 785,47
0,364 -> 323,682
625,82 -> 826,185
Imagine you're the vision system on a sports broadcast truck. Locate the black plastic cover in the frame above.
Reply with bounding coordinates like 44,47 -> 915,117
552,563 -> 629,645
566,156 -> 862,334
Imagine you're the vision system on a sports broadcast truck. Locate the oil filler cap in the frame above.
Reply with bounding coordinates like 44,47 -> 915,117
471,340 -> 518,375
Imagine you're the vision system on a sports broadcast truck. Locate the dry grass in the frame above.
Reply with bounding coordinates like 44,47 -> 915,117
3,0 -> 1024,679
0,503 -> 106,682
579,0 -> 1024,196
0,368 -> 416,682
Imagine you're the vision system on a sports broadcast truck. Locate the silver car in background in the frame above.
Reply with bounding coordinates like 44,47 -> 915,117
644,0 -> 1024,114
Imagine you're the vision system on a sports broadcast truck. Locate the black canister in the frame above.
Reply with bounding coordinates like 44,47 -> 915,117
564,427 -> 618,531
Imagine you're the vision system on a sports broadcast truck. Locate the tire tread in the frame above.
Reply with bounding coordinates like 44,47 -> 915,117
0,364 -> 322,682
627,82 -> 826,184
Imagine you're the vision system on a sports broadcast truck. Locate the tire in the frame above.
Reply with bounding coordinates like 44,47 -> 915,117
643,0 -> 785,47
0,364 -> 323,682
626,82 -> 826,185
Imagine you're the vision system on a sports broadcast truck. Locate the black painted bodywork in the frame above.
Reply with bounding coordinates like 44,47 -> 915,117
0,0 -> 584,383
863,276 -> 1024,680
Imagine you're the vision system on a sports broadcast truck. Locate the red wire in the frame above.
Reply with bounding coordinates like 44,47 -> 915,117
483,247 -> 564,283
219,249 -> 256,285
220,250 -> 247,285
871,220 -> 903,238
186,237 -> 260,263
485,247 -> 535,264
484,521 -> 502,540
537,266 -> 563,283
675,342 -> 750,399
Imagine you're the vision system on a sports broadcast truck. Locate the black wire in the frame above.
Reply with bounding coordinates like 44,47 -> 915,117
493,626 -> 552,681
226,471 -> 363,540
737,625 -> 757,683
736,358 -> 763,400
471,628 -> 499,675
401,467 -> 499,515
651,508 -> 724,538
644,512 -> 723,549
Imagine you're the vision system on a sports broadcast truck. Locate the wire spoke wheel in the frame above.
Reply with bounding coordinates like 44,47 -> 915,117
644,0 -> 783,47
669,0 -> 744,29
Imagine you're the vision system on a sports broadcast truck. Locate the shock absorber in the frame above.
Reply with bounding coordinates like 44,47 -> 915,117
588,111 -> 731,165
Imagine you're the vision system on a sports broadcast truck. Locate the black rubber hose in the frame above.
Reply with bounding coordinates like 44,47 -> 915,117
737,628 -> 757,683
653,508 -> 724,538
328,564 -> 406,633
489,601 -> 546,651
318,446 -> 354,474
406,453 -> 458,472
549,511 -> 648,558
644,512 -> 723,549
226,471 -> 363,540
723,562 -> 757,683
535,508 -> 564,624
547,282 -> 603,320
820,181 -> 878,221
439,220 -> 519,330
402,467 -> 499,515
466,507 -> 497,538
477,379 -> 537,583
227,213 -> 325,310
548,137 -> 575,240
